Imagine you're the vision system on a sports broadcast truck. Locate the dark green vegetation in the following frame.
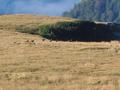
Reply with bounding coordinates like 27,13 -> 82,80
63,0 -> 120,23
16,20 -> 117,41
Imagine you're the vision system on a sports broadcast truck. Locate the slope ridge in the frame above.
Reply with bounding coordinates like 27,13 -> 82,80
0,14 -> 74,30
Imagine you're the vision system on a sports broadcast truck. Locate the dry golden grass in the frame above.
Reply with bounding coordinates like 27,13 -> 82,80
0,14 -> 75,30
0,15 -> 119,90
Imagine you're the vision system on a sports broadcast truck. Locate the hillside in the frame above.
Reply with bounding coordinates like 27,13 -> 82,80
0,14 -> 74,30
1,15 -> 119,42
63,0 -> 120,23
0,15 -> 120,90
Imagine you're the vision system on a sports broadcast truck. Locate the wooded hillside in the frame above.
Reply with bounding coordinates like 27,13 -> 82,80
63,0 -> 120,23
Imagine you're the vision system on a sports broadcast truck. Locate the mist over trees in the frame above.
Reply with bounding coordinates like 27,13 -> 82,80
63,0 -> 120,23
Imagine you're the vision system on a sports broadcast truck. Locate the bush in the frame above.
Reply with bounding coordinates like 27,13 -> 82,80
16,20 -> 117,41
38,21 -> 116,41
38,25 -> 55,39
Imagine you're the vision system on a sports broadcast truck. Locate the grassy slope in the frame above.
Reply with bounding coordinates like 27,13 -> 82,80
0,14 -> 75,30
0,15 -> 120,90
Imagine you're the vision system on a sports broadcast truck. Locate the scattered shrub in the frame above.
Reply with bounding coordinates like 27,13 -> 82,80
16,25 -> 39,35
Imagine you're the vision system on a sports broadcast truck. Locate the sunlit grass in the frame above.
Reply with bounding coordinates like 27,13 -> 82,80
0,15 -> 119,90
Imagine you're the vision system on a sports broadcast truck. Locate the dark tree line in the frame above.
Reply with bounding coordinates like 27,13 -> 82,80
17,20 -> 119,41
63,0 -> 120,23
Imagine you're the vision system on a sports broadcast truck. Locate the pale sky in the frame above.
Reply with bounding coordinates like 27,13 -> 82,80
0,0 -> 80,16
